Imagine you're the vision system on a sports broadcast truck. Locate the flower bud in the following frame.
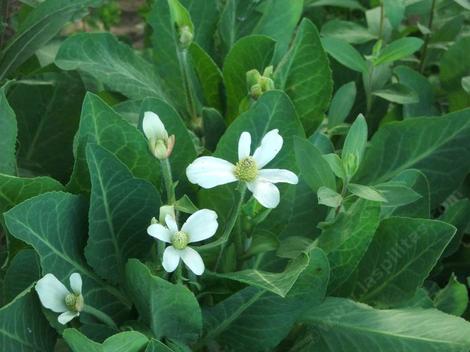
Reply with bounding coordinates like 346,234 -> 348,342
179,25 -> 193,48
143,111 -> 175,160
343,153 -> 359,178
246,66 -> 275,100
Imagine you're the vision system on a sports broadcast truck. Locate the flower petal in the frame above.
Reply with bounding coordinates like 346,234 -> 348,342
238,132 -> 251,160
143,111 -> 168,141
248,180 -> 280,209
180,247 -> 205,275
162,246 -> 180,273
258,169 -> 299,184
186,156 -> 237,188
147,223 -> 172,242
58,311 -> 78,325
252,129 -> 283,168
35,274 -> 69,313
165,214 -> 178,233
182,209 -> 218,243
69,273 -> 82,295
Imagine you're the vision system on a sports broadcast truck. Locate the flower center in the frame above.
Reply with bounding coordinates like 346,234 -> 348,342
171,231 -> 189,250
234,157 -> 258,182
65,293 -> 84,312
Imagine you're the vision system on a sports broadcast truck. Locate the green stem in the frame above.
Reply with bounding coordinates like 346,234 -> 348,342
174,263 -> 183,285
419,0 -> 437,73
160,158 -> 175,205
214,184 -> 247,271
378,1 -> 385,41
83,305 -> 118,330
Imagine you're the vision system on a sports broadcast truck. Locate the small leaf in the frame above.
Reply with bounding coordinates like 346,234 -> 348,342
434,274 -> 469,316
348,183 -> 387,202
322,20 -> 376,44
321,37 -> 368,72
373,37 -> 424,66
317,186 -> 343,208
323,153 -> 346,180
328,81 -> 357,129
64,328 -> 148,352
373,83 -> 419,104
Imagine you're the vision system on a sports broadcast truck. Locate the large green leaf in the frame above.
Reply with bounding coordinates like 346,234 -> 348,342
4,192 -> 130,318
223,35 -> 276,121
0,286 -> 57,351
85,144 -> 161,284
56,33 -> 165,101
67,93 -> 160,193
318,199 -> 381,293
148,0 -> 190,117
351,217 -> 456,306
252,0 -> 304,63
125,259 -> 202,343
0,174 -> 63,214
276,19 -> 333,133
302,297 -> 470,352
0,0 -> 101,80
209,252 -> 309,297
0,86 -> 17,175
355,109 -> 470,207
63,328 -> 148,352
203,247 -> 329,351
8,72 -> 85,183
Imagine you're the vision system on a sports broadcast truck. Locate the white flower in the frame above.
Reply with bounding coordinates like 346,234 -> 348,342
143,111 -> 175,159
186,129 -> 298,208
35,273 -> 84,325
147,209 -> 218,275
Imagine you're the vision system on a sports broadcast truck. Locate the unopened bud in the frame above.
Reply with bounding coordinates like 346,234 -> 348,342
179,26 -> 193,48
246,66 -> 275,100
246,69 -> 262,88
343,153 -> 359,178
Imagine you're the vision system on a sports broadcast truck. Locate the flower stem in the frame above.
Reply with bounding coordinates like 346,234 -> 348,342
174,263 -> 184,285
419,0 -> 437,73
83,305 -> 118,330
160,158 -> 175,205
214,184 -> 247,271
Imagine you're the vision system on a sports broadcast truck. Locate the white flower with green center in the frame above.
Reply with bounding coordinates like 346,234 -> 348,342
147,209 -> 218,275
35,273 -> 84,325
186,129 -> 298,208
142,111 -> 175,159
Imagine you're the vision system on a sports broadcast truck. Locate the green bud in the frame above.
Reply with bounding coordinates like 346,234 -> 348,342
250,83 -> 263,99
263,65 -> 274,78
246,69 -> 262,88
343,153 -> 359,178
179,25 -> 193,48
259,76 -> 274,92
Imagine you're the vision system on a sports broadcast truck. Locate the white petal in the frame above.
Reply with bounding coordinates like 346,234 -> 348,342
35,274 -> 69,313
69,273 -> 82,295
238,132 -> 251,160
147,223 -> 172,243
186,156 -> 237,188
58,311 -> 78,325
165,214 -> 179,233
248,180 -> 280,209
258,169 -> 299,184
180,247 -> 205,275
182,209 -> 218,243
252,129 -> 283,168
162,246 -> 181,273
143,111 -> 168,141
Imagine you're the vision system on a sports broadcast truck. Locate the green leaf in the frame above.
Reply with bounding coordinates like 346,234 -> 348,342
328,81 -> 357,129
318,199 -> 380,293
321,37 -> 367,73
348,183 -> 387,202
209,252 -> 309,297
4,192 -> 130,318
202,107 -> 225,151
351,217 -> 456,306
373,37 -> 424,66
64,328 -> 148,352
223,35 -> 276,121
294,137 -> 336,192
189,43 -> 223,110
3,249 -> 40,304
252,0 -> 304,63
85,144 -> 161,284
462,76 -> 470,94
180,0 -> 218,53
372,83 -> 419,104
342,114 -> 368,176
322,20 -> 376,44
383,0 -> 406,28
302,297 -> 470,352
317,186 -> 342,208
146,339 -> 175,352
439,199 -> 470,257
203,248 -> 329,351
323,153 -> 346,180
306,0 -> 365,10
355,109 -> 470,207
56,33 -> 165,101
148,0 -> 189,116
276,19 -> 333,133
0,86 -> 17,175
434,274 -> 469,316
8,72 -> 85,182
0,286 -> 57,351
125,259 -> 202,343
0,0 -> 101,80
67,93 -> 160,194
375,181 -> 422,215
